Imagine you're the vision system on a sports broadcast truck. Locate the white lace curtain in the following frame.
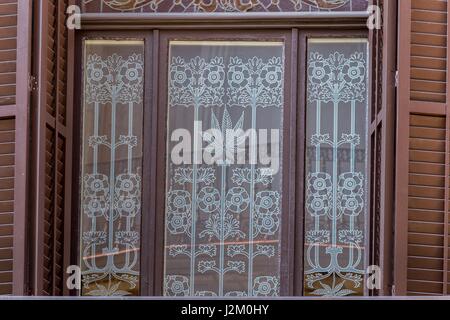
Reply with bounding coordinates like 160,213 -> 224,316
303,39 -> 369,297
163,42 -> 284,297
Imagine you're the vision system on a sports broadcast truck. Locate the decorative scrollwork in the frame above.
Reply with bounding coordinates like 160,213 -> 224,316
226,187 -> 250,213
81,51 -> 144,296
83,0 -> 365,13
306,172 -> 333,217
164,275 -> 190,296
337,172 -> 364,217
169,56 -> 225,107
228,56 -> 283,108
305,46 -> 368,297
308,51 -> 366,103
252,276 -> 280,297
86,53 -> 144,104
164,50 -> 284,297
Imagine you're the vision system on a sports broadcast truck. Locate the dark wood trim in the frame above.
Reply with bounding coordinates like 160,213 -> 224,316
70,22 -> 376,297
155,29 -> 295,296
294,28 -> 306,297
394,0 -> 411,296
285,27 -> 299,297
140,29 -> 156,296
80,12 -> 370,31
367,0 -> 376,297
280,29 -> 295,297
379,0 -> 397,296
149,29 -> 160,296
63,0 -> 76,296
13,0 -> 33,296
70,30 -> 83,296
153,28 -> 166,295
31,0 -> 49,295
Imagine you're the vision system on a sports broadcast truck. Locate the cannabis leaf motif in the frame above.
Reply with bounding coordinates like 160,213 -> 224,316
310,281 -> 355,297
86,282 -> 132,297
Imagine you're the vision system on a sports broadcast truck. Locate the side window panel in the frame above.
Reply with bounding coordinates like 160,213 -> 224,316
303,39 -> 369,297
79,40 -> 145,296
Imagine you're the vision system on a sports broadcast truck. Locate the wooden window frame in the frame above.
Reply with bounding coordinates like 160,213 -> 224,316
72,30 -> 154,296
71,13 -> 390,297
155,29 -> 295,297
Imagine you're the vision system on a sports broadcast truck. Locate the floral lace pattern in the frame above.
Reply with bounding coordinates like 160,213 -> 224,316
82,0 -> 368,13
304,43 -> 368,297
164,45 -> 284,297
81,48 -> 144,296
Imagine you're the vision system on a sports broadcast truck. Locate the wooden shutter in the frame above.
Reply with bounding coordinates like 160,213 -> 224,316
395,0 -> 450,296
0,0 -> 32,296
30,0 -> 74,296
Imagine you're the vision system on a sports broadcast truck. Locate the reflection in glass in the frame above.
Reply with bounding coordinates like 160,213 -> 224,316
80,40 -> 144,296
164,41 -> 284,297
304,39 -> 369,297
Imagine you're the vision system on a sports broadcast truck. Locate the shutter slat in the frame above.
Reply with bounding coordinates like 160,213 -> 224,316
406,113 -> 447,295
410,0 -> 448,102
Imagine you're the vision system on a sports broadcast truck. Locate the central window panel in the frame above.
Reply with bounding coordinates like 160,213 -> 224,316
163,41 -> 285,297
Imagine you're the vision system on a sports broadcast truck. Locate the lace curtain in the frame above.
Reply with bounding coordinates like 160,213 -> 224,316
80,40 -> 144,296
303,39 -> 369,297
163,41 -> 285,297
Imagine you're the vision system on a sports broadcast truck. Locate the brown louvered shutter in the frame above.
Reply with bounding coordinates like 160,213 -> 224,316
0,1 -> 17,106
395,0 -> 450,296
410,0 -> 447,103
30,0 -> 73,296
0,0 -> 32,296
0,118 -> 15,295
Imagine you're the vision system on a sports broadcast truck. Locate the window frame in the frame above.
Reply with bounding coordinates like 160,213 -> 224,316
73,24 -> 372,297
155,29 -> 295,297
298,30 -> 371,296
72,30 -> 154,296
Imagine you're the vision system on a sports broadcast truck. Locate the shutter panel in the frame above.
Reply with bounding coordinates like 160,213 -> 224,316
407,114 -> 446,295
395,0 -> 450,296
0,0 -> 17,295
0,0 -> 17,106
410,0 -> 448,103
31,0 -> 73,296
0,118 -> 15,295
0,0 -> 33,296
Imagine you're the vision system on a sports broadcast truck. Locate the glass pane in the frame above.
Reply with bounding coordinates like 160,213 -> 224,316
164,41 -> 285,297
79,40 -> 144,296
303,39 -> 369,297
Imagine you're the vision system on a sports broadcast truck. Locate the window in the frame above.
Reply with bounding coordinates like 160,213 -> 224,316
76,32 -> 370,297
303,39 -> 369,296
163,41 -> 285,297
79,40 -> 145,296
